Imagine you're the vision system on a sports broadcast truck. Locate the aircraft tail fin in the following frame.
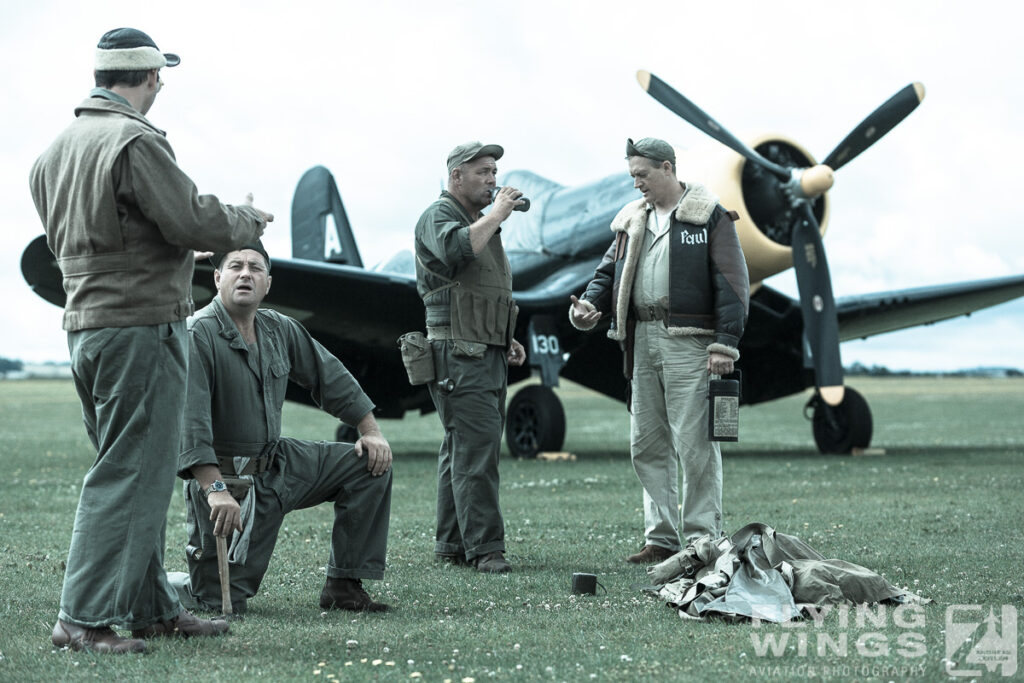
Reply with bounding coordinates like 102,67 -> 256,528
291,165 -> 363,267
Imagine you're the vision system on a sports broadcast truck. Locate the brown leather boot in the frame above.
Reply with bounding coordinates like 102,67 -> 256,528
626,544 -> 676,564
319,578 -> 389,612
474,551 -> 511,573
51,620 -> 146,653
131,610 -> 229,638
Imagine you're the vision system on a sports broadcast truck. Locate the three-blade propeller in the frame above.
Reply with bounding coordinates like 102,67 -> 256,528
636,70 -> 924,405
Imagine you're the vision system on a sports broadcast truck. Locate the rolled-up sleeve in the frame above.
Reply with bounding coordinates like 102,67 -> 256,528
435,220 -> 475,267
415,201 -> 475,273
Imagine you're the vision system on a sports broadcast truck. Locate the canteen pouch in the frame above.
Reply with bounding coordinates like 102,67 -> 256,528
398,331 -> 435,385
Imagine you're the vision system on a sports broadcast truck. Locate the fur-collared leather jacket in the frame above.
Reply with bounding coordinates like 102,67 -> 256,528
571,182 -> 749,366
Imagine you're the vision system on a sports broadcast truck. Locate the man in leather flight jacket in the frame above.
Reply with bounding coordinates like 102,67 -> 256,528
570,138 -> 749,565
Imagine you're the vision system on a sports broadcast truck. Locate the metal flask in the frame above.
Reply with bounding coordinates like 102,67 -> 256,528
707,370 -> 740,442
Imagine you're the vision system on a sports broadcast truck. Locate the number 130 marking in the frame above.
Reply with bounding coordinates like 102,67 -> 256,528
531,334 -> 560,356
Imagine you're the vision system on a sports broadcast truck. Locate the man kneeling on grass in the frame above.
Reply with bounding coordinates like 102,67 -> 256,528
171,243 -> 393,614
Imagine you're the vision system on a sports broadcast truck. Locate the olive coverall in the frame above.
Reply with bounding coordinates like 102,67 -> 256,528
177,298 -> 391,611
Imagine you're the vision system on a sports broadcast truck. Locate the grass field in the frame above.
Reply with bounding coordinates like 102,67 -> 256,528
0,376 -> 1022,681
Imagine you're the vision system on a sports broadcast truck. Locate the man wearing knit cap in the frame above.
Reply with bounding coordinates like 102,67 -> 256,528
29,27 -> 272,653
413,142 -> 527,573
169,243 -> 393,615
570,138 -> 749,564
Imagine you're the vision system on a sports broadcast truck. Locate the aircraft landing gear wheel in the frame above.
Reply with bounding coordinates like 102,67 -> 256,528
506,385 -> 566,459
336,423 -> 359,443
805,386 -> 873,454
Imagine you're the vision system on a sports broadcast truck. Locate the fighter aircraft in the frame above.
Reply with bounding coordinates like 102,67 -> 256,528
22,71 -> 1024,456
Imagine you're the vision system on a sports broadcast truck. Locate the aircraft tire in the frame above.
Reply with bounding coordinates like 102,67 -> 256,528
336,423 -> 359,443
506,385 -> 566,459
810,386 -> 873,454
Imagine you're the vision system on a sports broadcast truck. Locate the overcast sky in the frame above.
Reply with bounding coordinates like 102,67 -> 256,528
3,0 -> 1022,371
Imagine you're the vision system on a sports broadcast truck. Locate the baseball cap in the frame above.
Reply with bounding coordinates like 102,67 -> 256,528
446,141 -> 504,174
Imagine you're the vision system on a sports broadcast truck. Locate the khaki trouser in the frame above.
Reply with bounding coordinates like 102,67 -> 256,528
62,322 -> 187,629
630,323 -> 722,550
183,437 -> 392,611
428,341 -> 507,562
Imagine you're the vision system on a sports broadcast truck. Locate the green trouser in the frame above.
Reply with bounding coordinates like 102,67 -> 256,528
183,437 -> 392,611
428,341 -> 507,562
62,322 -> 187,629
630,325 -> 723,550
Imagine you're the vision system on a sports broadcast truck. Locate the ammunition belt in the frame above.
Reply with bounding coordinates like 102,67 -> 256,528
426,325 -> 454,340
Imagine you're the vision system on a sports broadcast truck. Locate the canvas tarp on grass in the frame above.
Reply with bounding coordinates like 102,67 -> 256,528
645,522 -> 928,622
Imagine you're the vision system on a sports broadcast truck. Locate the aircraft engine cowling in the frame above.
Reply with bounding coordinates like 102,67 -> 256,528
675,133 -> 830,286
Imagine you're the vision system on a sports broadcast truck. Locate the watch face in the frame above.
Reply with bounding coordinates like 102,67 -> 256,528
209,480 -> 227,493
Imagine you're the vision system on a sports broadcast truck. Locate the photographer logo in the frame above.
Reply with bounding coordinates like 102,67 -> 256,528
945,605 -> 1017,677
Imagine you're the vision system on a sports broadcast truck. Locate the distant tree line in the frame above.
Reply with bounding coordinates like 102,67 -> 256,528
0,357 -> 24,373
845,362 -> 1022,378
2,355 -> 1020,378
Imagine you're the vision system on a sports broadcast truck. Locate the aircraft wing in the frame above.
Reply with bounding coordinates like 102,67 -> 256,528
20,234 -> 426,346
192,257 -> 423,348
836,274 -> 1024,341
512,257 -> 604,313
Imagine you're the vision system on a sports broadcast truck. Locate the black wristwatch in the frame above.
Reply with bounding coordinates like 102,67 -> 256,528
204,480 -> 228,496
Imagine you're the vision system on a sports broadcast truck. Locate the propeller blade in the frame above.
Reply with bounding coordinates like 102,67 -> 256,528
822,83 -> 925,171
636,70 -> 790,180
790,205 -> 844,405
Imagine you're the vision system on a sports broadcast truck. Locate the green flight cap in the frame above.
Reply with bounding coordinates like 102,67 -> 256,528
447,141 -> 504,174
626,137 -> 676,166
